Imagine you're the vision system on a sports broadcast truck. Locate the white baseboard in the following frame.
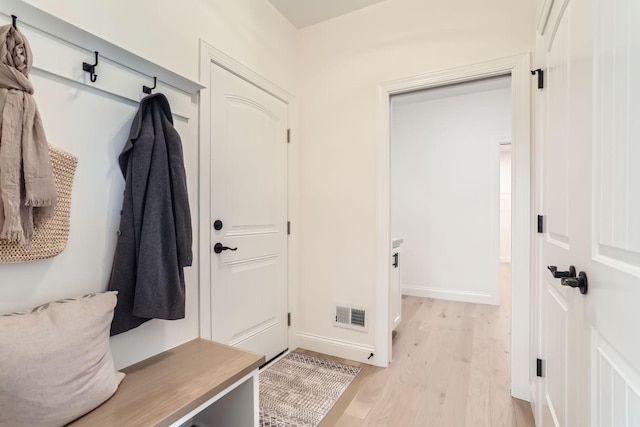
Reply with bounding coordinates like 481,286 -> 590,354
296,332 -> 378,366
500,256 -> 512,263
402,285 -> 498,305
528,381 -> 537,411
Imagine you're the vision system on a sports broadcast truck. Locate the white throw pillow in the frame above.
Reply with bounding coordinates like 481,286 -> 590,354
0,291 -> 124,427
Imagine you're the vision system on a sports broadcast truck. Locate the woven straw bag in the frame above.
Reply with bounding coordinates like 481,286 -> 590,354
0,146 -> 78,263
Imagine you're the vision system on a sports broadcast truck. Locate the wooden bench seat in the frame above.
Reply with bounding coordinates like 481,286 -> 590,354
68,338 -> 265,427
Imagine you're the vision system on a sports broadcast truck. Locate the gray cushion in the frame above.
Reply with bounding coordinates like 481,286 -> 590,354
0,291 -> 124,427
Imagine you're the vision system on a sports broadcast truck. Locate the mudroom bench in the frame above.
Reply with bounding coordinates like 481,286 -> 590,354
68,339 -> 265,427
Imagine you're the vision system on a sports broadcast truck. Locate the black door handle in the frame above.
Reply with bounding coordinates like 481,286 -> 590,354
561,271 -> 588,295
214,243 -> 237,254
392,253 -> 399,268
547,265 -> 576,278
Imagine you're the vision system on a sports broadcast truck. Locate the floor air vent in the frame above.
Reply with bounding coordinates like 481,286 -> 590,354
334,305 -> 367,331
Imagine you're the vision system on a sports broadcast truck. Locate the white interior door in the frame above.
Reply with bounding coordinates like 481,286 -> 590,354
538,1 -> 591,424
537,0 -> 640,425
589,0 -> 640,423
209,63 -> 288,362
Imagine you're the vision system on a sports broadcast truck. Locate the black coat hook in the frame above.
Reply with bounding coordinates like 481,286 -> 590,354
11,15 -> 17,29
82,51 -> 99,83
142,76 -> 157,94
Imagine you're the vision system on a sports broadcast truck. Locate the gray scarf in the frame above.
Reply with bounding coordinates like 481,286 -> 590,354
0,24 -> 56,246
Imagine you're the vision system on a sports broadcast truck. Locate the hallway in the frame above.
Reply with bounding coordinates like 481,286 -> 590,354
311,263 -> 534,426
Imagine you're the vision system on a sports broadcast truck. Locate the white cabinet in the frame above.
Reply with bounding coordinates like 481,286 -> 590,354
390,238 -> 403,331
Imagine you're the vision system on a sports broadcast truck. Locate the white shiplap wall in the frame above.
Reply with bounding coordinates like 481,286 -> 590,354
0,2 -> 201,370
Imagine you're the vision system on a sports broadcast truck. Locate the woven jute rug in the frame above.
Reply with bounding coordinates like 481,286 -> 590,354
259,351 -> 361,427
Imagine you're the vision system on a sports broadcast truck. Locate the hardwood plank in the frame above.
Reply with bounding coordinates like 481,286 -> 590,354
333,413 -> 366,427
69,339 -> 264,427
464,333 -> 491,427
439,360 -> 471,427
386,384 -> 423,426
365,300 -> 439,424
489,336 -> 517,427
514,397 -> 536,427
301,263 -> 535,427
411,388 -> 447,427
341,361 -> 391,422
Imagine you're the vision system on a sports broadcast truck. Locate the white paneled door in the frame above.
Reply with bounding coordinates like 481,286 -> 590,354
209,63 -> 288,362
537,0 -> 640,425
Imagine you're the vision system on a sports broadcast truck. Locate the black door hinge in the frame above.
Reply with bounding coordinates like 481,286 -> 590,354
287,221 -> 291,235
287,312 -> 291,327
537,215 -> 544,233
287,129 -> 291,143
531,69 -> 544,89
537,358 -> 543,377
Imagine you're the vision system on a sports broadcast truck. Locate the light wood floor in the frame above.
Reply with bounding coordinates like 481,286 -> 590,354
297,263 -> 535,427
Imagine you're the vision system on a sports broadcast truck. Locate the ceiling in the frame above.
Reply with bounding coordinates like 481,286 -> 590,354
268,0 -> 389,29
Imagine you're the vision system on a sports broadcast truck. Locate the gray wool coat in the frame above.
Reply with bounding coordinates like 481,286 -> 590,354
108,93 -> 193,336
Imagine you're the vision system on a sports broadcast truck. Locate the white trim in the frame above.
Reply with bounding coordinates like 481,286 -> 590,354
296,332 -> 376,364
529,382 -> 538,423
0,1 -> 202,122
198,39 -> 293,344
402,285 -> 497,305
2,0 -> 203,97
510,53 -> 532,402
198,42 -> 213,341
531,43 -> 545,424
252,367 -> 259,427
545,0 -> 570,53
590,328 -> 598,427
376,54 -> 531,400
490,141 -> 502,302
537,0 -> 555,35
199,41 -> 293,103
375,84 -> 391,369
378,56 -> 529,94
501,256 -> 513,263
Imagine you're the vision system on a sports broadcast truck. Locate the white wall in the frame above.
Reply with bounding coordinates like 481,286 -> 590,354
20,0 -> 296,90
0,0 -> 295,370
0,0 -> 536,370
295,0 -> 535,363
391,76 -> 511,305
500,145 -> 512,262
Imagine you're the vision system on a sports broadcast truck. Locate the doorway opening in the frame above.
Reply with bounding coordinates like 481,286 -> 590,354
375,55 -> 531,400
390,76 -> 511,307
389,75 -> 515,395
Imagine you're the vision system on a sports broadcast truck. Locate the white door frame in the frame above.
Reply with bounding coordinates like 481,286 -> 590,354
198,40 -> 293,341
375,54 -> 532,400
